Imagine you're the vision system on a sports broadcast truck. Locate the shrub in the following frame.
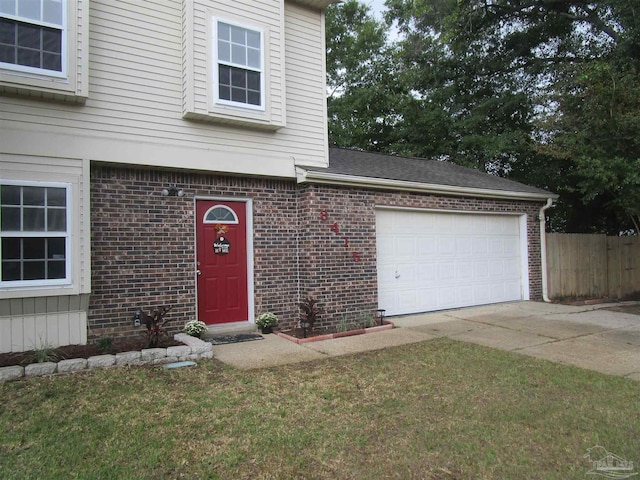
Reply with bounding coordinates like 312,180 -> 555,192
184,320 -> 207,337
139,306 -> 173,348
256,312 -> 278,328
299,296 -> 320,329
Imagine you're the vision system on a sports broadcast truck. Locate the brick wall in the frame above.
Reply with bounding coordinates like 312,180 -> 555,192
89,165 -> 301,340
89,164 -> 545,341
297,185 -> 544,329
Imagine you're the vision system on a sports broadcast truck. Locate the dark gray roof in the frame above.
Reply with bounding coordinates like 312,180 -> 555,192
305,148 -> 552,196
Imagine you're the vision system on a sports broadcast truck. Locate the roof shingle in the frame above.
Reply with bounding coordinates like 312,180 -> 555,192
304,148 -> 552,197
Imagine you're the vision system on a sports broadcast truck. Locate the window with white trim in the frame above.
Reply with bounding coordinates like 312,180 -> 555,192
214,19 -> 263,108
203,205 -> 238,224
0,0 -> 65,76
0,182 -> 71,286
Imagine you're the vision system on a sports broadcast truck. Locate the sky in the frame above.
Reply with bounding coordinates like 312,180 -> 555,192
365,0 -> 387,20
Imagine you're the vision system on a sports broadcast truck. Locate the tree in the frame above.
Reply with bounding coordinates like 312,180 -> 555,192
383,0 -> 640,233
325,1 -> 407,151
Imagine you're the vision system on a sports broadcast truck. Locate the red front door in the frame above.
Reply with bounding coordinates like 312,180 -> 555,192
196,200 -> 248,325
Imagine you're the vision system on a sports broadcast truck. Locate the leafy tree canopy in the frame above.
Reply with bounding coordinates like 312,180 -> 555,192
325,0 -> 640,233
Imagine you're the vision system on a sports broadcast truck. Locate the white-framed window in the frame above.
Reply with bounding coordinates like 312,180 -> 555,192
0,181 -> 72,288
0,0 -> 66,77
213,19 -> 264,109
203,205 -> 238,224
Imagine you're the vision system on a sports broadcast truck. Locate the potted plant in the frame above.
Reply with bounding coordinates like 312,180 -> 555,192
256,312 -> 278,334
184,320 -> 207,338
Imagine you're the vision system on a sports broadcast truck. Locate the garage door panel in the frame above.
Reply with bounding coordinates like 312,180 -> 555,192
437,262 -> 456,281
473,238 -> 488,254
455,261 -> 474,279
418,263 -> 438,283
438,238 -> 456,256
455,237 -> 473,255
418,238 -> 437,256
377,210 -> 525,316
396,237 -> 416,257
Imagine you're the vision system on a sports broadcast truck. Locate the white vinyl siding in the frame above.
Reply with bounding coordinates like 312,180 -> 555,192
0,0 -> 88,102
0,155 -> 90,353
0,294 -> 89,353
184,0 -> 283,129
0,0 -> 329,176
0,155 -> 90,300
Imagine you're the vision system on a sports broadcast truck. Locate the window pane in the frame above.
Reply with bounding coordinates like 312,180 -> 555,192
1,206 -> 21,231
218,22 -> 230,41
218,85 -> 230,101
231,68 -> 245,88
246,30 -> 260,49
47,208 -> 65,231
231,43 -> 245,65
0,44 -> 14,63
48,260 -> 65,279
23,261 -> 45,280
23,186 -> 45,206
48,237 -> 65,259
1,185 -> 21,205
0,18 -> 15,44
42,29 -> 61,53
47,187 -> 66,206
218,39 -> 230,62
1,238 -> 21,259
0,0 -> 15,16
17,23 -> 40,49
43,0 -> 63,25
231,87 -> 245,103
247,71 -> 260,90
22,207 -> 45,230
2,261 -> 21,281
42,51 -> 60,70
18,0 -> 41,21
247,90 -> 260,106
17,47 -> 40,67
230,25 -> 245,45
247,48 -> 260,69
23,237 -> 45,259
205,207 -> 236,222
219,65 -> 230,85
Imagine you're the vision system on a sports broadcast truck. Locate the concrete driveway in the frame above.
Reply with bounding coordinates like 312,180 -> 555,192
213,301 -> 640,380
393,301 -> 640,380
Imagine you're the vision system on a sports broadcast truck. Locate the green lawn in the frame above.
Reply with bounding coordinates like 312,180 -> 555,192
1,338 -> 638,479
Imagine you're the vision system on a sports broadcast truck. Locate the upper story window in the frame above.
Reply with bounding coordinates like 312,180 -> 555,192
1,182 -> 71,287
214,19 -> 264,109
0,0 -> 66,76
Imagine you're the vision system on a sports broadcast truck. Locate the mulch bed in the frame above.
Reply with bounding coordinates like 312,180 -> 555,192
0,337 -> 182,368
278,326 -> 339,340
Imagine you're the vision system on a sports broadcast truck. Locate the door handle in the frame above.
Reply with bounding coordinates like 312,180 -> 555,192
395,270 -> 400,279
196,270 -> 201,276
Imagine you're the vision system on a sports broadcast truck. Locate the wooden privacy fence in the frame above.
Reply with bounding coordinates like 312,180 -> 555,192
546,233 -> 640,299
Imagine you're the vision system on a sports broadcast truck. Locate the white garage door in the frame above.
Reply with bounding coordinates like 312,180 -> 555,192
376,209 -> 527,316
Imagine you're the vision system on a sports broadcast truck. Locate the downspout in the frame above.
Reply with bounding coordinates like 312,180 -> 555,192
539,198 -> 554,302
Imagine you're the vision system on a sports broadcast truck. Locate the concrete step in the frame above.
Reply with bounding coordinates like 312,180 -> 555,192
203,322 -> 257,338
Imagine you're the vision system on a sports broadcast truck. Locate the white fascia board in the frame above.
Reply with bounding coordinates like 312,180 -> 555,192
296,168 -> 559,201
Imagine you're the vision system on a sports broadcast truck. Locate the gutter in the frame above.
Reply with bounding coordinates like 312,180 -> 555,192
539,198 -> 555,302
297,167 -> 559,202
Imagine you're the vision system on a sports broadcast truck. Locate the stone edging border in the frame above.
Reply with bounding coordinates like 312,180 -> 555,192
0,333 -> 213,383
276,321 -> 395,344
